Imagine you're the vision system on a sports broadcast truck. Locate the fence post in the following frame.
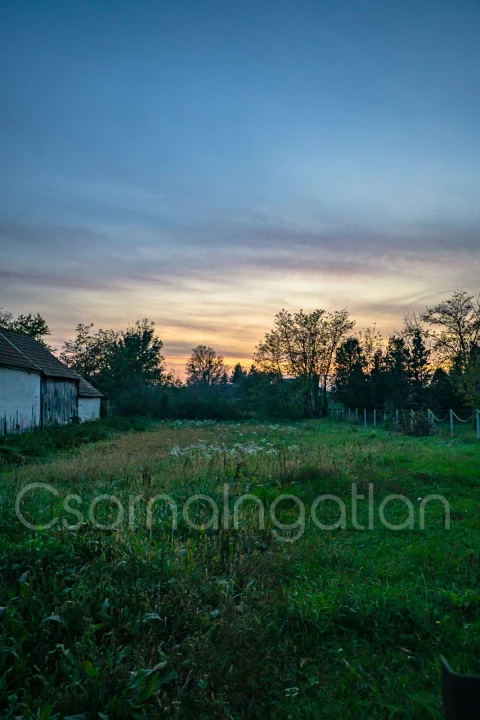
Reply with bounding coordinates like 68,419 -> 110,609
396,409 -> 399,426
450,409 -> 454,437
364,408 -> 367,428
356,408 -> 358,421
373,409 -> 376,427
410,409 -> 414,430
384,411 -> 387,425
348,408 -> 351,421
477,409 -> 480,440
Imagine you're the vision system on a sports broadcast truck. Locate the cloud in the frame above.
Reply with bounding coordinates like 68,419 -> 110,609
0,269 -> 110,292
0,219 -> 110,250
1,209 -> 479,369
2,211 -> 478,303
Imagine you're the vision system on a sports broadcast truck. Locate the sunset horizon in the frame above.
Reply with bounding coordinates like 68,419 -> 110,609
2,0 -> 479,375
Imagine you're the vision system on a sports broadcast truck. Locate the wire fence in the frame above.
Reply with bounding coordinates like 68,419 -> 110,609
327,406 -> 480,439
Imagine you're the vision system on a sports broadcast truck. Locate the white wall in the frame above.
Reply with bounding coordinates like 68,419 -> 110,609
78,397 -> 101,423
0,367 -> 41,434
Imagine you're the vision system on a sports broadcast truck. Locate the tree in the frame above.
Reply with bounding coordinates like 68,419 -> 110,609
243,364 -> 301,418
383,335 -> 411,408
254,309 -> 323,416
230,363 -> 248,385
60,319 -> 167,396
59,323 -> 115,380
254,308 -> 354,416
0,308 -> 13,326
0,308 -> 52,349
318,310 -> 356,414
333,337 -> 367,408
114,319 -> 166,387
406,328 -> 431,407
358,326 -> 384,374
452,345 -> 480,410
186,346 -> 228,386
421,290 -> 480,370
428,368 -> 463,414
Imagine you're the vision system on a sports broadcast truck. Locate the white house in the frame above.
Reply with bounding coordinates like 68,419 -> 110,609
0,327 -> 103,434
78,377 -> 103,422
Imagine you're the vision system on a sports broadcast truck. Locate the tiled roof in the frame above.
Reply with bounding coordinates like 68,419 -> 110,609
0,330 -> 40,372
0,327 -> 79,379
79,377 -> 103,398
0,327 -> 102,397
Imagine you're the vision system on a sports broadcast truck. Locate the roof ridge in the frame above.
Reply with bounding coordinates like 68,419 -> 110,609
0,329 -> 44,374
0,328 -> 102,397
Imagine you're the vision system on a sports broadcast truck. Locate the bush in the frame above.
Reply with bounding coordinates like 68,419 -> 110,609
112,385 -> 249,421
393,411 -> 432,437
0,418 -> 147,466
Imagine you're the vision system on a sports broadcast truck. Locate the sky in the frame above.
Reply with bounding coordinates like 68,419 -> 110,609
1,0 -> 479,372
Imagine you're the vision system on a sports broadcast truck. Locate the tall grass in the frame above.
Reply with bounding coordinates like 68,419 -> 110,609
1,420 -> 479,718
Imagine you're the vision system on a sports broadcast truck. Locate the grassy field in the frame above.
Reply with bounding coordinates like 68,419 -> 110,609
1,419 -> 480,719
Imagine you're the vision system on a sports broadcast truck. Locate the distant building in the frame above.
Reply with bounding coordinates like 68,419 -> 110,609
0,327 -> 102,434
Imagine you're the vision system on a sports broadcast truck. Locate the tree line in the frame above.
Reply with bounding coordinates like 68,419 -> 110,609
1,289 -> 479,419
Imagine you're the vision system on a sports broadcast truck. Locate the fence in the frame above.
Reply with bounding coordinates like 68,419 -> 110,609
328,406 -> 480,440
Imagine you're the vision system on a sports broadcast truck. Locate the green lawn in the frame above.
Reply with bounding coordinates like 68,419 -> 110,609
1,420 -> 479,718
